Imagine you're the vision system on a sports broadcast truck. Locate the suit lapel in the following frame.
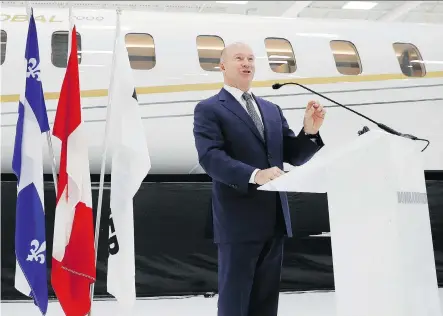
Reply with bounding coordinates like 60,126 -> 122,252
218,88 -> 265,144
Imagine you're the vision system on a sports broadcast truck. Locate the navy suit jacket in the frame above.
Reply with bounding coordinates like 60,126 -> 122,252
193,88 -> 324,243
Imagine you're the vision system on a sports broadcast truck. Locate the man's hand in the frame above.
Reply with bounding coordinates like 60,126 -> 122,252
254,167 -> 285,185
303,100 -> 326,135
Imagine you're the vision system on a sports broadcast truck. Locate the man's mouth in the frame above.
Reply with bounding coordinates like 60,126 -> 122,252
242,70 -> 251,74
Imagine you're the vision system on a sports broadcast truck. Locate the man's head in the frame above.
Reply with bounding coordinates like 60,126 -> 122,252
219,42 -> 255,92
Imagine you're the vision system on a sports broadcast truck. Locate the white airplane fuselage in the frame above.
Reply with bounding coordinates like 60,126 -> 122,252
1,7 -> 443,176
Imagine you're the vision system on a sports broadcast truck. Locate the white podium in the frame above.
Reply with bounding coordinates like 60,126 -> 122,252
259,130 -> 441,316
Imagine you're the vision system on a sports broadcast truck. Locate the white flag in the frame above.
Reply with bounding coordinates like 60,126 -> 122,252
106,18 -> 151,307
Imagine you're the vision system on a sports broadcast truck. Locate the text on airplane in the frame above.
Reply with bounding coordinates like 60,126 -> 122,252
0,14 -> 104,23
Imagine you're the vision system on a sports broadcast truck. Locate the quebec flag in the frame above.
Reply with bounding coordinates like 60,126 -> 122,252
12,10 -> 50,315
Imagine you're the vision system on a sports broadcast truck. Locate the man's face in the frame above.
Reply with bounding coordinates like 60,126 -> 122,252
221,44 -> 255,90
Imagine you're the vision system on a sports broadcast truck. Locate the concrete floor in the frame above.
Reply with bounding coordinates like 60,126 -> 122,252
2,289 -> 442,316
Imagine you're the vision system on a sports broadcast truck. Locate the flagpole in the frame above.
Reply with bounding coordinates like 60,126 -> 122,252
67,3 -> 72,59
88,8 -> 122,316
45,132 -> 58,196
25,3 -> 59,196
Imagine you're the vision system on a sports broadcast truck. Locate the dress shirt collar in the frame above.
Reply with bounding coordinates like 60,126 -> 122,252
223,84 -> 253,102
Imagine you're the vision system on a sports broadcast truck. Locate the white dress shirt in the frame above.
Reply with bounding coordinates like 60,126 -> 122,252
223,84 -> 262,184
223,84 -> 263,124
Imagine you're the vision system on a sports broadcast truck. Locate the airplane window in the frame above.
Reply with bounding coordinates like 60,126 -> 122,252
330,40 -> 362,75
51,31 -> 82,68
196,35 -> 225,72
264,38 -> 296,73
393,43 -> 426,77
0,30 -> 6,65
125,33 -> 156,70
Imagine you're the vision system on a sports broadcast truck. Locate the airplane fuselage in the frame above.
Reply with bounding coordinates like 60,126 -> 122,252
1,7 -> 442,175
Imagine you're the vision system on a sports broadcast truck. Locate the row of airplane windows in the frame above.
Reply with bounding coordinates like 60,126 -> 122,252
0,30 -> 427,77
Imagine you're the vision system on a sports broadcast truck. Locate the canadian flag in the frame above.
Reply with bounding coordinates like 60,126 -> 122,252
51,26 -> 96,316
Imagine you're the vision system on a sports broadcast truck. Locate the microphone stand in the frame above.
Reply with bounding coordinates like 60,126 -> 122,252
272,82 -> 430,152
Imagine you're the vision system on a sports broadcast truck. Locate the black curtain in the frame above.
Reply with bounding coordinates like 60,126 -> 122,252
2,179 -> 442,300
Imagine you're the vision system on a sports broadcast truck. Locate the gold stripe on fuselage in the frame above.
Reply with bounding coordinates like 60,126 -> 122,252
1,71 -> 443,103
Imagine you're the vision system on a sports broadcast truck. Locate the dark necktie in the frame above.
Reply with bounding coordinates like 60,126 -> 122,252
242,92 -> 264,139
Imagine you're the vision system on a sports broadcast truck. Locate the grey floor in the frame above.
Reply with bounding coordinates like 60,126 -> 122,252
2,289 -> 443,316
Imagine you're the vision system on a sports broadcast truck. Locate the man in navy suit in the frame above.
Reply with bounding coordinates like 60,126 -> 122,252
193,42 -> 326,316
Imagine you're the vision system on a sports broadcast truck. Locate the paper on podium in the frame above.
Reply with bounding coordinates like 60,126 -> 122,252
258,130 -> 388,193
257,148 -> 329,193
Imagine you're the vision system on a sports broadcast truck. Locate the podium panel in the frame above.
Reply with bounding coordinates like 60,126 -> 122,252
259,131 -> 441,316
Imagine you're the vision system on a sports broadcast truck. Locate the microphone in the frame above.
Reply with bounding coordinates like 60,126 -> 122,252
272,82 -> 430,152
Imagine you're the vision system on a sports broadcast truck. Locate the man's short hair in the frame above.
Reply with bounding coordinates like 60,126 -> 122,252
220,47 -> 227,63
